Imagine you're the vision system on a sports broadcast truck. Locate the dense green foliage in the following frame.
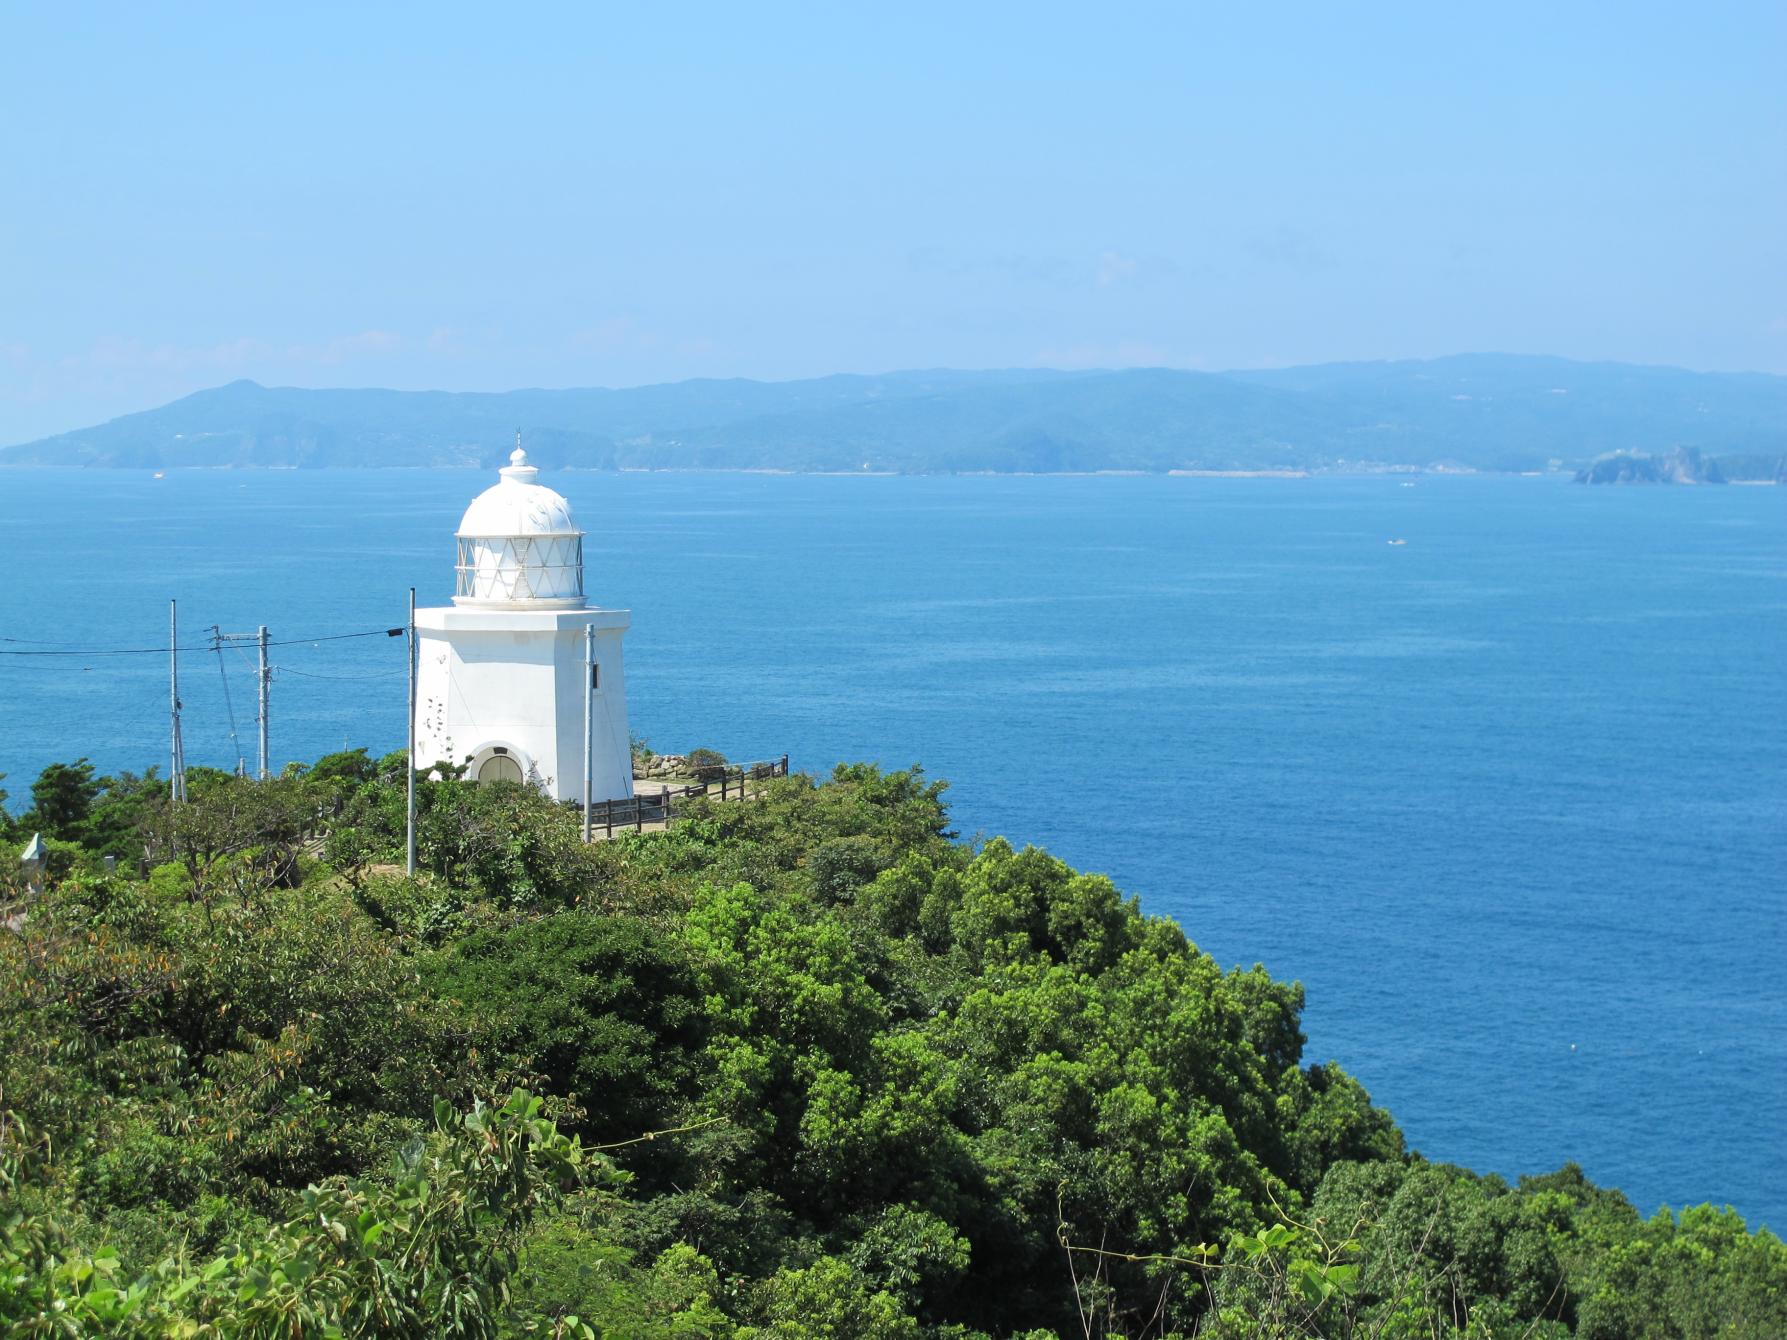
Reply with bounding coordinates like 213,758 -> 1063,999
2,754 -> 1781,1336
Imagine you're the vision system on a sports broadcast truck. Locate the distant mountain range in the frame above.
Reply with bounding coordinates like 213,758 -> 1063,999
5,354 -> 1784,475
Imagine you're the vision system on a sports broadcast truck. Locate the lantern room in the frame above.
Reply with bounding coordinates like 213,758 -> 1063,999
453,446 -> 586,607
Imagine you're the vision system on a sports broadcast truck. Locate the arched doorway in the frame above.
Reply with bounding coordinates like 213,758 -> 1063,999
478,753 -> 524,785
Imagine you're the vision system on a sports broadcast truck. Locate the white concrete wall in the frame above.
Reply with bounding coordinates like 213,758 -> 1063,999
414,607 -> 633,804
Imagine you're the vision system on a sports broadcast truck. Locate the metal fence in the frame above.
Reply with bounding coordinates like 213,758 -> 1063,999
583,755 -> 790,839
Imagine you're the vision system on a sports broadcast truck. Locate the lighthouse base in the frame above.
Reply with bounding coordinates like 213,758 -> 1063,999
413,606 -> 633,804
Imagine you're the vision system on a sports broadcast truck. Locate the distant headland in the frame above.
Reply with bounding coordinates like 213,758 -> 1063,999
4,353 -> 1784,478
1574,444 -> 1787,485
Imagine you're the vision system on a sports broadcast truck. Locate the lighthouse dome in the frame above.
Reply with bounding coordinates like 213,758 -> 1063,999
452,447 -> 586,608
458,448 -> 579,537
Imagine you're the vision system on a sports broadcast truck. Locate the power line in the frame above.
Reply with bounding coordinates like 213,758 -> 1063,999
0,634 -> 115,645
211,627 -> 247,776
6,611 -> 409,787
0,627 -> 406,657
272,628 -> 408,646
0,640 -> 220,655
275,665 -> 406,681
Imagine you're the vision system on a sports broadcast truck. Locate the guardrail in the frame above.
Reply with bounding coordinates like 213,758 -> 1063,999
585,755 -> 790,839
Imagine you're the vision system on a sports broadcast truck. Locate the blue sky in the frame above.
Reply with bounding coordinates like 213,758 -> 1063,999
1,1 -> 1782,442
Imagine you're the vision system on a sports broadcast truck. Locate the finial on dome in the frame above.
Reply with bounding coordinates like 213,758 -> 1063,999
498,433 -> 538,484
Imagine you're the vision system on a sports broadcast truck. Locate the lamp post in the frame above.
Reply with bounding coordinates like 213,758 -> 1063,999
20,832 -> 46,897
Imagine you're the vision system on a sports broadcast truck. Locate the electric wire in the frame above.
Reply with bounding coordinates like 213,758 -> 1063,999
274,666 -> 405,681
211,628 -> 246,775
5,617 -> 411,783
0,627 -> 405,656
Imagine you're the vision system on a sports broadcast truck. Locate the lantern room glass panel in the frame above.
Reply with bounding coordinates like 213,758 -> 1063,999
455,535 -> 584,604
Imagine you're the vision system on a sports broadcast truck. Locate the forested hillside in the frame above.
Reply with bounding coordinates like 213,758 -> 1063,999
5,355 -> 1785,474
2,754 -> 1782,1337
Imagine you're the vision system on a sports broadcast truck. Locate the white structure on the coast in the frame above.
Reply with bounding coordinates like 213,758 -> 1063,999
413,445 -> 633,802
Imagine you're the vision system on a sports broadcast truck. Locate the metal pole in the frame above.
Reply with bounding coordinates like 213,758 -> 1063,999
406,587 -> 417,877
169,599 -> 185,804
170,600 -> 178,798
583,622 -> 595,843
257,625 -> 270,780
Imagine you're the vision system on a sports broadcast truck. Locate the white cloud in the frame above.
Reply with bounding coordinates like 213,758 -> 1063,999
1096,251 -> 1139,288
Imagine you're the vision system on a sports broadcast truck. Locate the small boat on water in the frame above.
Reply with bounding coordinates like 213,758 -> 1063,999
152,471 -> 165,479
1387,538 -> 1407,546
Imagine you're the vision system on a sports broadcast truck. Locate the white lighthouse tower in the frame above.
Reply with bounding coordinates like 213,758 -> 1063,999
413,444 -> 634,802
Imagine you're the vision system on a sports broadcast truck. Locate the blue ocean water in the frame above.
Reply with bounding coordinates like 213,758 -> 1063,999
2,468 -> 1783,1230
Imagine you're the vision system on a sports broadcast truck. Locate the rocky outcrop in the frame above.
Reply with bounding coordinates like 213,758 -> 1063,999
1574,446 -> 1726,484
634,753 -> 688,781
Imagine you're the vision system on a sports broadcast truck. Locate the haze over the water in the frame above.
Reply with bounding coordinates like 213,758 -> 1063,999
1,2 -> 1783,445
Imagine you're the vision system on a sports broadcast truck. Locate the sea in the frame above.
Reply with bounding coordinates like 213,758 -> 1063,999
1,468 -> 1782,1231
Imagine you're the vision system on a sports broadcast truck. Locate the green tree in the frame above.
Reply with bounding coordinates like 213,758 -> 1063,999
845,1203 -> 972,1314
1573,1203 -> 1787,1340
308,746 -> 379,785
509,1213 -> 736,1339
0,1090 -> 598,1338
7,741 -> 1785,1339
27,758 -> 101,842
742,1257 -> 918,1339
82,769 -> 166,862
140,771 -> 314,906
426,912 -> 709,1145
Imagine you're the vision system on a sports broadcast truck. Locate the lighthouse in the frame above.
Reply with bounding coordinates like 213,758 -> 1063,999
413,445 -> 634,803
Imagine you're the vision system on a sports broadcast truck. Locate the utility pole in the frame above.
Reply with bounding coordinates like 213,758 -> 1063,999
209,626 -> 269,779
406,587 -> 417,877
583,622 -> 596,842
169,599 -> 186,803
257,625 -> 270,780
